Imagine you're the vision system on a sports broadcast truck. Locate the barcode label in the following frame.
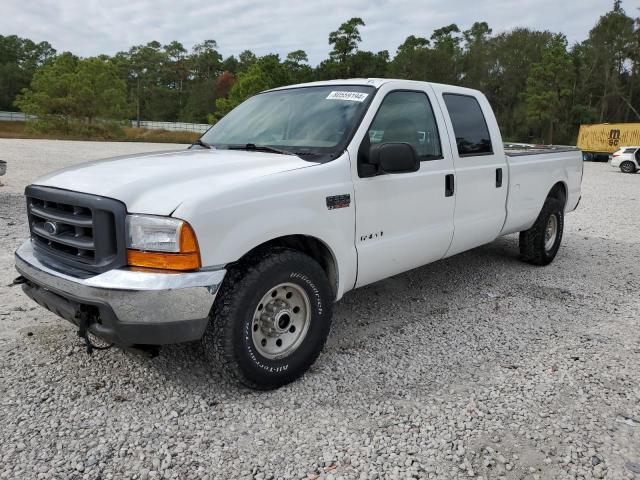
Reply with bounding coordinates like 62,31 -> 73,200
326,91 -> 369,102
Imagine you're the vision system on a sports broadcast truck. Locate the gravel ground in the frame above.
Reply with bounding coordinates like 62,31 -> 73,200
0,139 -> 639,480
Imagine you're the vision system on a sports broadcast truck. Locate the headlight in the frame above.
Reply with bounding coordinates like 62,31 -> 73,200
126,215 -> 183,252
125,214 -> 201,271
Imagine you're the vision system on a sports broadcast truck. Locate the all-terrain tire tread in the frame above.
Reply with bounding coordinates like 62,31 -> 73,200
202,247 -> 331,389
519,197 -> 563,266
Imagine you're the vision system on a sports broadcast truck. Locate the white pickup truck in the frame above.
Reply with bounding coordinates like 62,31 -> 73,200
14,79 -> 583,389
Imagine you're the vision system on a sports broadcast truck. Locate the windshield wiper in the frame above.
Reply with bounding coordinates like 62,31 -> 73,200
190,139 -> 212,149
227,143 -> 293,156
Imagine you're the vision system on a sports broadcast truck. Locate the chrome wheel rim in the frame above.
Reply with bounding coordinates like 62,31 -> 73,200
251,282 -> 311,359
622,162 -> 633,173
545,214 -> 558,251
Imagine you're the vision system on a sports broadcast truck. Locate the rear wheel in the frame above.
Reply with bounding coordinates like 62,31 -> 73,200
202,248 -> 333,389
519,197 -> 564,266
620,161 -> 637,174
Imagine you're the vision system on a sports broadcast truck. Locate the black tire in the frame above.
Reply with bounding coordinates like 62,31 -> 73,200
519,197 -> 564,266
202,248 -> 333,390
620,161 -> 637,174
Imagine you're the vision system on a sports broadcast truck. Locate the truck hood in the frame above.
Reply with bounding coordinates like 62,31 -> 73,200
32,148 -> 318,215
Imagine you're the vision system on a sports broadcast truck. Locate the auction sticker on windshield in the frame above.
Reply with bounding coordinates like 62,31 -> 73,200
326,91 -> 369,102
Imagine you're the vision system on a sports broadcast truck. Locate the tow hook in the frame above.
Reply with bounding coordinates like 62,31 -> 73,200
8,276 -> 27,287
76,308 -> 114,355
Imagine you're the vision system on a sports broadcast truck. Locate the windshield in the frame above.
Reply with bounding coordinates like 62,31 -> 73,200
200,85 -> 375,160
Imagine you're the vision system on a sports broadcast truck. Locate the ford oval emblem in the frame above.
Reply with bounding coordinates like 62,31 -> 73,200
43,221 -> 59,235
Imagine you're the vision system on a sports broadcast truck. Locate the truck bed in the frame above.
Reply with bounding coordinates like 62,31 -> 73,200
500,144 -> 583,236
504,143 -> 580,156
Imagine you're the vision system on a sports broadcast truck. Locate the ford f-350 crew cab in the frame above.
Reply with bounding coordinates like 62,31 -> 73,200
14,79 -> 583,389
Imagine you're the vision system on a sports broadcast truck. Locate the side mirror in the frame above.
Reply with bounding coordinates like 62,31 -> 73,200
369,142 -> 419,174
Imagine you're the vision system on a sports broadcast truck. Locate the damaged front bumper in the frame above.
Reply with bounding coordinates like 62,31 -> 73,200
14,240 -> 226,346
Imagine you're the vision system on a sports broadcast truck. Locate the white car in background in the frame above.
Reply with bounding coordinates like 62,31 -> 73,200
610,146 -> 639,173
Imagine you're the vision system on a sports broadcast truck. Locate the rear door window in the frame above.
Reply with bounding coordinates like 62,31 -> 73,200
623,148 -> 637,153
443,94 -> 493,156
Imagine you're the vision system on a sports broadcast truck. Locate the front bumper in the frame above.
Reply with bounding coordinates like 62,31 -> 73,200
14,240 -> 226,346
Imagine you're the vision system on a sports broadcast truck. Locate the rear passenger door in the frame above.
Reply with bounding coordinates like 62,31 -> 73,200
439,92 -> 508,256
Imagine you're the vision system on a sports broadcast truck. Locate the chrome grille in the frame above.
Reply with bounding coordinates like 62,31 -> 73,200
29,197 -> 96,263
25,186 -> 128,273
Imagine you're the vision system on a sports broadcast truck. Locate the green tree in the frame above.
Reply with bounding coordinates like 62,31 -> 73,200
0,35 -> 56,111
388,35 -> 430,80
523,35 -> 574,143
238,50 -> 258,72
221,55 -> 240,74
286,50 -> 308,64
630,14 -> 640,120
284,50 -> 314,84
113,41 -> 168,124
486,28 -> 553,141
178,40 -> 222,122
190,40 -> 223,80
213,53 -> 308,121
428,24 -> 463,84
214,63 -> 270,120
462,22 -> 493,90
15,52 -> 128,126
325,17 -> 366,77
567,43 -> 599,128
161,41 -> 189,117
578,1 -> 636,121
350,50 -> 389,78
329,17 -> 365,63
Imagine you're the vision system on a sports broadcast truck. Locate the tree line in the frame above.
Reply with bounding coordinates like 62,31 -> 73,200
1,1 -> 638,144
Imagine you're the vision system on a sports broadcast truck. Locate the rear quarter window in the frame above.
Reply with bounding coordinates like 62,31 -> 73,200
443,94 -> 493,156
623,148 -> 637,153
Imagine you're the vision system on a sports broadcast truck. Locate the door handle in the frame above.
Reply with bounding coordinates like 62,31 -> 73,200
496,168 -> 503,188
445,174 -> 454,197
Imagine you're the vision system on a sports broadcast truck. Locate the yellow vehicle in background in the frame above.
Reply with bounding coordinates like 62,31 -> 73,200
577,123 -> 640,161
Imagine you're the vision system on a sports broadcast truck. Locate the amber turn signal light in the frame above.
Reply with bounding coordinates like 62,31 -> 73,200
127,222 -> 201,271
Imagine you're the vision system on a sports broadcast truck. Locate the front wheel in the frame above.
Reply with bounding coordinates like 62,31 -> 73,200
202,248 -> 333,389
620,161 -> 637,174
519,197 -> 564,266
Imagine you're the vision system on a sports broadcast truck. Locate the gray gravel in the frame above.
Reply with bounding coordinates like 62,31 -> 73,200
1,139 -> 639,480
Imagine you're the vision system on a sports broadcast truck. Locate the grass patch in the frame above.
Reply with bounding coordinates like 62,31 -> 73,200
121,127 -> 200,144
0,121 -> 37,139
0,120 -> 200,144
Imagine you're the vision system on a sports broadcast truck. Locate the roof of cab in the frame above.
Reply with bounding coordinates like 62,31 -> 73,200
267,78 -> 391,91
266,78 -> 483,97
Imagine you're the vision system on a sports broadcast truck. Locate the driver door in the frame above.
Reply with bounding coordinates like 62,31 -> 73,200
351,86 -> 456,287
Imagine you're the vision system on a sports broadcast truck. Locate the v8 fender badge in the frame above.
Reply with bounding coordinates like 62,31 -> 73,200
326,194 -> 351,210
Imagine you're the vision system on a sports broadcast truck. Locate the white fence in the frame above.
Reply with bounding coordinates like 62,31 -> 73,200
0,111 -> 37,122
132,120 -> 211,133
0,111 -> 210,133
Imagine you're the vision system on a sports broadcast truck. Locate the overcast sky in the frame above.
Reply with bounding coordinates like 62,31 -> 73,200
1,0 -> 624,65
